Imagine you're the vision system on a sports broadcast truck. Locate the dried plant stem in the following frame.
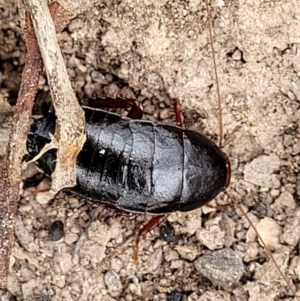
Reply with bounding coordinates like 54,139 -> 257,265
25,0 -> 86,193
0,1 -> 82,287
0,12 -> 43,289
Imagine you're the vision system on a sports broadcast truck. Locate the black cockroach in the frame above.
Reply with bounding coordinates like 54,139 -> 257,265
23,17 -> 298,301
25,84 -> 299,301
26,96 -> 231,245
23,5 -> 299,300
24,57 -> 298,301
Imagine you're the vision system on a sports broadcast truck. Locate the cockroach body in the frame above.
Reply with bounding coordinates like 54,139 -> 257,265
26,98 -> 231,216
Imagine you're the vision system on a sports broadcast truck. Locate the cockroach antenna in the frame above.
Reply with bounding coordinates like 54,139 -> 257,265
205,0 -> 223,148
205,0 -> 299,299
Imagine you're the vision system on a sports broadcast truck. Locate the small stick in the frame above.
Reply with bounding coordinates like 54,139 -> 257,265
0,12 -> 43,289
25,0 -> 86,193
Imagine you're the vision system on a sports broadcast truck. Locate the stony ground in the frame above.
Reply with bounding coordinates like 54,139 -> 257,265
1,0 -> 300,300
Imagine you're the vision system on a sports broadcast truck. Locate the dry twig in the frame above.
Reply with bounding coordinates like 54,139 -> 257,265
25,0 -> 86,193
0,1 -> 83,287
0,10 -> 43,289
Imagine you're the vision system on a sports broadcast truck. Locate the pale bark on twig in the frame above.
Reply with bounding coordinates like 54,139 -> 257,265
25,0 -> 86,193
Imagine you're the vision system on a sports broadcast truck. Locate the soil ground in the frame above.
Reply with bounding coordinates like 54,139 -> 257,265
0,1 -> 300,300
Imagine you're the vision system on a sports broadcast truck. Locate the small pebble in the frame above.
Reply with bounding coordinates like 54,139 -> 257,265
164,250 -> 179,262
15,218 -> 38,253
170,259 -> 184,270
244,154 -> 281,188
232,49 -> 242,61
159,108 -> 171,120
35,191 -> 55,205
128,282 -> 142,296
174,245 -> 198,261
91,70 -> 108,84
144,248 -> 163,273
86,220 -> 111,246
105,73 -> 114,82
272,191 -> 296,214
68,18 -> 84,32
194,248 -> 244,289
18,204 -> 32,213
68,197 -> 81,209
160,223 -> 176,242
49,221 -> 65,241
64,232 -> 79,245
104,270 -> 123,295
104,83 -> 120,98
167,291 -> 184,301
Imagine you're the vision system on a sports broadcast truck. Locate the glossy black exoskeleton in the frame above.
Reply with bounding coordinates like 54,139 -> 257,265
26,100 -> 230,215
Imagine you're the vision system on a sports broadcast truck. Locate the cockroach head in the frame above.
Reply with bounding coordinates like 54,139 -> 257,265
26,105 -> 56,159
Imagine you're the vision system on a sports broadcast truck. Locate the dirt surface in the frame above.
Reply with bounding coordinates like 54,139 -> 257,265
1,0 -> 300,300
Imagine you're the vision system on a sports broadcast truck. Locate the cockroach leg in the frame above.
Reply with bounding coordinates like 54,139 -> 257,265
84,96 -> 144,119
126,100 -> 144,119
172,98 -> 186,129
134,215 -> 167,262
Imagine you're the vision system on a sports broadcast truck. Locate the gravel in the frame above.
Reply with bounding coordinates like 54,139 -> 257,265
1,0 -> 300,300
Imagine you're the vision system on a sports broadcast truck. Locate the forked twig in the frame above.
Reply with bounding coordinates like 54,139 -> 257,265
0,1 -> 77,287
